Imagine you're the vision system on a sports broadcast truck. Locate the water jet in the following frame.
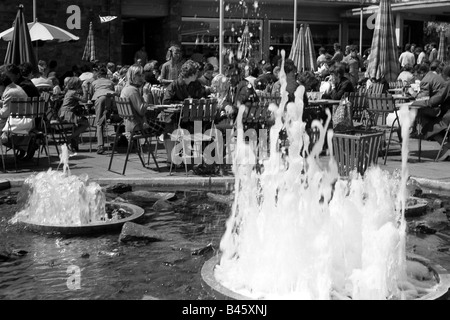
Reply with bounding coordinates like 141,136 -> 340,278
201,51 -> 450,300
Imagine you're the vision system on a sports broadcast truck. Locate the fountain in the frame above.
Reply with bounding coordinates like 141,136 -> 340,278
9,144 -> 144,235
201,52 -> 450,300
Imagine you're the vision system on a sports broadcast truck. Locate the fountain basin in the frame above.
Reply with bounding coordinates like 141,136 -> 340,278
16,202 -> 145,235
406,197 -> 429,217
201,254 -> 450,300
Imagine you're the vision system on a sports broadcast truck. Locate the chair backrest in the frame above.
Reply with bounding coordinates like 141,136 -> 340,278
346,88 -> 367,121
191,99 -> 203,122
366,93 -> 395,112
367,82 -> 384,94
114,97 -> 135,121
388,80 -> 404,89
203,98 -> 219,123
151,86 -> 165,105
242,102 -> 260,125
10,97 -> 46,118
365,93 -> 397,126
257,91 -> 281,107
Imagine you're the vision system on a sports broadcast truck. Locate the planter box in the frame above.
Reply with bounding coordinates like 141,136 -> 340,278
332,129 -> 384,177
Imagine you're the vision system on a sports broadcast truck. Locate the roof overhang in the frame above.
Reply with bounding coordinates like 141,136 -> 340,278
341,0 -> 450,21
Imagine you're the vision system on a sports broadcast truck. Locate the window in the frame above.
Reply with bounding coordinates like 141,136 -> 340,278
347,23 -> 374,54
181,17 -> 262,61
269,21 -> 340,63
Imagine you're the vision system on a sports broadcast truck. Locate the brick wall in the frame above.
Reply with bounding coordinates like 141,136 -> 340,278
0,0 -> 122,76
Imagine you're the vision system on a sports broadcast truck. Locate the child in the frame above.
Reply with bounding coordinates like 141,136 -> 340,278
49,76 -> 62,95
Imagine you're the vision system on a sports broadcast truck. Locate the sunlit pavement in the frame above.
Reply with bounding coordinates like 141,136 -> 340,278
0,136 -> 449,191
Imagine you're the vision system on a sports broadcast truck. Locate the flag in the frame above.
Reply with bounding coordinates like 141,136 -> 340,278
99,16 -> 117,23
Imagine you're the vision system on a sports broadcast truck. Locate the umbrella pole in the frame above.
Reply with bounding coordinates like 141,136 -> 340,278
359,4 -> 363,56
293,0 -> 297,47
219,0 -> 224,73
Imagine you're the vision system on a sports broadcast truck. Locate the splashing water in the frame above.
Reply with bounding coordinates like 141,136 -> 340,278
10,144 -> 106,226
214,51 -> 430,300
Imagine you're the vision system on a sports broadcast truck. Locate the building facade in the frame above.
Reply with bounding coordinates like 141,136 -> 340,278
0,0 -> 449,74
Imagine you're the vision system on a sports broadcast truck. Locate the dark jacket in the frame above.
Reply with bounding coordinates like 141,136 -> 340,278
187,80 -> 208,99
162,78 -> 190,104
322,76 -> 354,101
417,71 -> 445,99
18,77 -> 40,98
412,81 -> 450,139
217,80 -> 259,124
254,72 -> 278,91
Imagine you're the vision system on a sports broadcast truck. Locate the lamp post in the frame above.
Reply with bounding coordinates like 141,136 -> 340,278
359,0 -> 365,55
219,0 -> 224,74
293,0 -> 297,48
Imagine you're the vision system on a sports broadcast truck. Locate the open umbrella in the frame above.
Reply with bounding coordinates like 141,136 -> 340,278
82,22 -> 96,62
366,0 -> 399,82
437,30 -> 446,62
3,5 -> 37,69
304,24 -> 317,72
289,24 -> 305,72
0,20 -> 79,43
237,23 -> 251,60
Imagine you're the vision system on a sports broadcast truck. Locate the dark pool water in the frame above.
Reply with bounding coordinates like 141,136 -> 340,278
0,184 -> 449,300
0,186 -> 231,300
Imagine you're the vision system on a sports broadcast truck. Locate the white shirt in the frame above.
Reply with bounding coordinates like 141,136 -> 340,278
417,52 -> 426,65
398,51 -> 415,67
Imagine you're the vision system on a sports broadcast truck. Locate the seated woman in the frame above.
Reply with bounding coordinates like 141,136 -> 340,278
0,64 -> 34,160
322,63 -> 354,101
58,77 -> 90,151
397,63 -> 415,84
119,64 -> 164,148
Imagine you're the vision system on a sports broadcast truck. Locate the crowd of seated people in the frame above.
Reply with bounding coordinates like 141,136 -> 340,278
4,38 -> 450,171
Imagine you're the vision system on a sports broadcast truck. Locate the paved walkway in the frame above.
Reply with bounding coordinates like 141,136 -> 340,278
0,135 -> 449,191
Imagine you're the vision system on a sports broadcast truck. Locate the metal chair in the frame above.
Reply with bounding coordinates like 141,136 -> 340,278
346,88 -> 368,126
108,97 -> 162,175
366,82 -> 384,94
435,123 -> 450,161
365,93 -> 400,165
169,98 -> 215,176
2,97 -> 52,171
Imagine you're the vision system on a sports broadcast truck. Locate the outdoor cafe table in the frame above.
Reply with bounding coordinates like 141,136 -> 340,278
392,94 -> 415,102
388,88 -> 404,95
308,99 -> 341,107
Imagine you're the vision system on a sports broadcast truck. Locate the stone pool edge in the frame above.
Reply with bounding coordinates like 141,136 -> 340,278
1,176 -> 449,192
0,177 -> 236,190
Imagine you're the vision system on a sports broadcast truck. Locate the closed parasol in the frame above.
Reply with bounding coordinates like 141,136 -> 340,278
82,22 -> 96,62
3,5 -> 37,69
366,0 -> 399,82
437,30 -> 446,62
289,24 -> 305,73
237,23 -> 251,60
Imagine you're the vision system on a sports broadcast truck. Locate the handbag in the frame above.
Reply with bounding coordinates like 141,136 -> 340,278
319,76 -> 332,95
332,97 -> 354,132
2,117 -> 35,135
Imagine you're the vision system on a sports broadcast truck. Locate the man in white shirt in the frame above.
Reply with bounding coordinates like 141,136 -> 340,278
399,43 -> 415,67
416,47 -> 426,65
